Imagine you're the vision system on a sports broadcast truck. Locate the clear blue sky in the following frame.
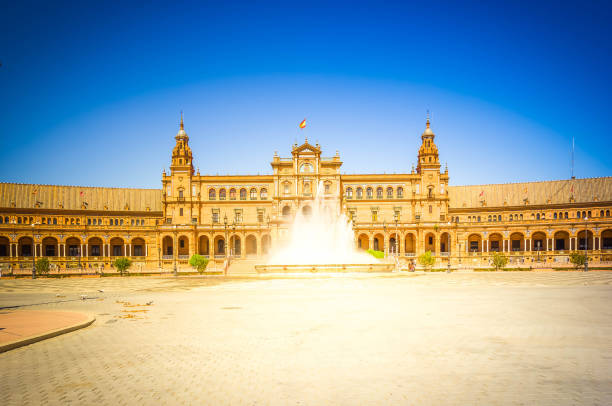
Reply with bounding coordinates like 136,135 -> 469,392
1,0 -> 610,188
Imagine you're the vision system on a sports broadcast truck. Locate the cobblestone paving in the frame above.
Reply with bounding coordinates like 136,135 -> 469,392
1,272 -> 611,405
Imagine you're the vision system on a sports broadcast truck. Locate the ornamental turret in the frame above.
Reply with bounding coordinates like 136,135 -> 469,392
416,115 -> 440,174
170,113 -> 194,175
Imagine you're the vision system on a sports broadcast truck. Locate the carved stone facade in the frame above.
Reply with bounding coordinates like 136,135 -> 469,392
1,117 -> 611,272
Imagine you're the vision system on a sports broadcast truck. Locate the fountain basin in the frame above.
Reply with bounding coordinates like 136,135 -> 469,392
255,263 -> 394,273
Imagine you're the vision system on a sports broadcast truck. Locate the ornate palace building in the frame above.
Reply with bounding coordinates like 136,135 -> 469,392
1,116 -> 611,272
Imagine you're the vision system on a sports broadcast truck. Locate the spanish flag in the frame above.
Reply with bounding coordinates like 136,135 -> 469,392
299,119 -> 306,129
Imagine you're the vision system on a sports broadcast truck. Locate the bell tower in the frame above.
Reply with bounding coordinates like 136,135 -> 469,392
416,115 -> 440,174
170,113 -> 194,175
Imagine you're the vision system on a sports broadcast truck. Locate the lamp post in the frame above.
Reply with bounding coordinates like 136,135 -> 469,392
173,226 -> 178,276
584,217 -> 589,272
31,222 -> 38,279
447,222 -> 451,273
223,214 -> 229,259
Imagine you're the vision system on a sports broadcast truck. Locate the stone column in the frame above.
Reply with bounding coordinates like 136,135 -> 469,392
85,244 -> 88,257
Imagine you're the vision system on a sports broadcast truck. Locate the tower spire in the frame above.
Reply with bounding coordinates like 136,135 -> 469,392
426,110 -> 430,128
180,111 -> 184,131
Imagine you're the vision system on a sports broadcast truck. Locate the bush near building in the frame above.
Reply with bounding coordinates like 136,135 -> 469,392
35,257 -> 50,275
366,249 -> 385,259
569,252 -> 587,269
418,251 -> 435,271
113,258 -> 132,276
491,252 -> 509,271
189,254 -> 209,273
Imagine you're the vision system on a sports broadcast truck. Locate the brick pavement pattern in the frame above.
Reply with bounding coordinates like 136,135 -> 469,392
1,272 -> 611,405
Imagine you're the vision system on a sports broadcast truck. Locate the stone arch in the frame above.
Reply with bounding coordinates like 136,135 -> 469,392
208,188 -> 216,200
488,233 -> 503,252
467,233 -> 481,252
0,236 -> 10,257
229,188 -> 237,200
302,205 -> 312,216
373,233 -> 384,252
162,235 -> 173,256
245,234 -> 257,256
219,188 -> 226,200
531,231 -> 546,251
199,235 -> 210,256
131,237 -> 146,257
404,233 -> 416,254
554,230 -> 570,251
41,236 -> 58,257
18,236 -> 33,257
229,235 -> 241,257
601,229 -> 612,250
389,232 -> 400,254
261,234 -> 271,255
260,188 -> 268,200
282,205 -> 291,218
177,235 -> 190,256
440,232 -> 450,253
109,237 -> 124,256
249,188 -> 257,200
577,230 -> 594,250
87,236 -> 103,257
357,233 -> 369,250
386,187 -> 394,199
424,232 -> 436,252
510,232 -> 525,252
214,235 -> 225,256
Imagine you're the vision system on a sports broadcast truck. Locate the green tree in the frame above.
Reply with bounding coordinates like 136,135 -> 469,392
366,249 -> 385,259
35,257 -> 50,275
491,252 -> 508,271
569,252 -> 587,269
113,257 -> 132,276
418,250 -> 435,271
189,254 -> 209,273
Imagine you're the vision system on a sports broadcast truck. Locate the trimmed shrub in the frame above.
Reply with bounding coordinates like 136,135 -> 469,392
366,249 -> 385,259
113,258 -> 132,276
189,254 -> 209,273
569,252 -> 587,269
491,252 -> 508,271
35,257 -> 50,275
418,251 -> 435,270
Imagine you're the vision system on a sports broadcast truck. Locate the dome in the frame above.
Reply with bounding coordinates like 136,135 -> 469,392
422,118 -> 434,137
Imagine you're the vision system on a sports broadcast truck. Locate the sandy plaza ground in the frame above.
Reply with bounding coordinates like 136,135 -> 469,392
1,272 -> 611,405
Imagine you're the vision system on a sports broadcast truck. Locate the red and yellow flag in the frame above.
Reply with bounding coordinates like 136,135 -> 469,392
299,119 -> 306,129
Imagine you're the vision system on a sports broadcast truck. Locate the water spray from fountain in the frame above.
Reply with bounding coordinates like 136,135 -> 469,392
267,181 -> 378,265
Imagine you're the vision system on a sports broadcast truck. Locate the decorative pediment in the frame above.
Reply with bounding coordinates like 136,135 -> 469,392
292,140 -> 321,156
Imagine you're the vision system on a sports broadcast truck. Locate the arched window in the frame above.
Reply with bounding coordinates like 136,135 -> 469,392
346,188 -> 353,199
554,213 -> 558,219
283,183 -> 290,195
282,206 -> 291,217
178,189 -> 184,198
577,211 -> 581,218
397,187 -> 403,198
299,163 -> 313,173
477,216 -> 481,222
488,215 -> 492,222
564,212 -> 568,219
607,210 -> 611,217
249,188 -> 257,200
498,215 -> 502,221
209,189 -> 216,200
536,214 -> 540,220
356,187 -> 363,199
376,187 -> 383,199
601,210 -> 604,217
386,187 -> 393,199
229,188 -> 236,200
240,188 -> 247,200
219,189 -> 226,200
509,214 -> 513,221
260,188 -> 268,199
366,187 -> 373,199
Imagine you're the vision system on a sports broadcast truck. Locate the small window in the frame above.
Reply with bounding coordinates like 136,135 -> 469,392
346,188 -> 353,199
284,183 -> 290,195
179,239 -> 184,248
249,188 -> 256,200
240,188 -> 247,200
372,211 -> 378,222
397,187 -> 403,198
260,188 -> 268,199
429,205 -> 433,214
209,189 -> 216,200
229,189 -> 236,200
356,188 -> 363,199
219,189 -> 226,200
325,183 -> 330,194
386,187 -> 393,199
377,187 -> 383,199
88,218 -> 91,225
498,215 -> 501,221
179,208 -> 183,216
178,189 -> 183,198
554,213 -> 557,219
367,188 -> 373,199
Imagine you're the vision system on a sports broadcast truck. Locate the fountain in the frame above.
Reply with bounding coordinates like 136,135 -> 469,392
255,182 -> 394,273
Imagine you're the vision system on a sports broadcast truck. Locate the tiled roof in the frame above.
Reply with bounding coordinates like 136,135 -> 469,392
448,177 -> 612,209
0,183 -> 162,212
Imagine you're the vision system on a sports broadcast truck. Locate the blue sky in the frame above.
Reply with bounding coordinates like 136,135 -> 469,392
1,0 -> 610,188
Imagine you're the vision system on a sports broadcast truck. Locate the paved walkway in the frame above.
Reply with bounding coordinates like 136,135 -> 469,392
0,273 -> 611,405
0,310 -> 94,352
